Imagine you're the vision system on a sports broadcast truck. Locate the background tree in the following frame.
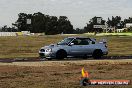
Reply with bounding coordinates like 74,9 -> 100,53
13,12 -> 74,35
107,16 -> 124,29
16,13 -> 28,31
12,13 -> 132,34
74,28 -> 85,34
124,17 -> 132,23
1,25 -> 8,32
45,16 -> 58,35
84,16 -> 105,33
32,12 -> 46,33
57,16 -> 74,34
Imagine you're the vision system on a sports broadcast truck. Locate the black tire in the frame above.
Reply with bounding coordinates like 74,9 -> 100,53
56,50 -> 67,60
82,54 -> 87,59
93,49 -> 103,59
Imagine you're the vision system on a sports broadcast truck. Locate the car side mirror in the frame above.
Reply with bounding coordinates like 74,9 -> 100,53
69,43 -> 74,46
89,41 -> 92,44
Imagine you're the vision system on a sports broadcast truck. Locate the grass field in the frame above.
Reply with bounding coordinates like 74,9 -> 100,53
0,60 -> 132,88
0,35 -> 132,58
0,36 -> 64,58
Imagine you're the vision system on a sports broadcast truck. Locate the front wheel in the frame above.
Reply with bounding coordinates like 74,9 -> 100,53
47,58 -> 52,60
92,50 -> 103,59
56,50 -> 67,60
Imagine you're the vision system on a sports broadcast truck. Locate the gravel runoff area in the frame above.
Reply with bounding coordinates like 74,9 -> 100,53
0,59 -> 132,67
0,59 -> 132,88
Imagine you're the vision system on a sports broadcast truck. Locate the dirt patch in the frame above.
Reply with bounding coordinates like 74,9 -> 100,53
0,60 -> 132,88
0,59 -> 132,66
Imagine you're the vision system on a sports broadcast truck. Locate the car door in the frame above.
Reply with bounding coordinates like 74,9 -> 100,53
69,38 -> 96,56
69,38 -> 86,56
80,39 -> 94,55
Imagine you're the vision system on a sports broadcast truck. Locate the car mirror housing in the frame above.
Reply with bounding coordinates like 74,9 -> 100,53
69,43 -> 74,46
89,41 -> 92,44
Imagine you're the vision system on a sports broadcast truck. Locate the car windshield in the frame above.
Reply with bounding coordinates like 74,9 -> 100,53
57,38 -> 74,45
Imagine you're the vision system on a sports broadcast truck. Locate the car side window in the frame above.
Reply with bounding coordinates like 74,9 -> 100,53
79,39 -> 89,45
72,39 -> 79,45
72,38 -> 89,45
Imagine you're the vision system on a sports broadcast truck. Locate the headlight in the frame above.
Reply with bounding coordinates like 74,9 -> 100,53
40,49 -> 45,52
45,48 -> 52,52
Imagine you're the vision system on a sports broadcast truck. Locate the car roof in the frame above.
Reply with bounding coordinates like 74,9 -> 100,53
67,36 -> 90,39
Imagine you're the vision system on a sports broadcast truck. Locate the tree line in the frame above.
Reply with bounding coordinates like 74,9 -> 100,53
12,12 -> 74,35
82,16 -> 132,33
1,12 -> 132,34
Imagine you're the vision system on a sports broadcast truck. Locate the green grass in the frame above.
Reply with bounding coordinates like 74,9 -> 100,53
0,35 -> 132,58
96,33 -> 132,36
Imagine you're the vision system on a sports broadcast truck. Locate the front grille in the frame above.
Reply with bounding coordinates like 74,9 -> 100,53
40,49 -> 45,52
39,53 -> 45,56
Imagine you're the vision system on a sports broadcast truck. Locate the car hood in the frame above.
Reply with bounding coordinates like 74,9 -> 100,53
41,44 -> 58,49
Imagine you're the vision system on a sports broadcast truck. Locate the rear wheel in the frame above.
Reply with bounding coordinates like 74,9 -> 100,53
56,50 -> 67,60
93,50 -> 103,59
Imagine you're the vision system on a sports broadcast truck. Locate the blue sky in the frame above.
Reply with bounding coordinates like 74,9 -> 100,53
0,0 -> 132,28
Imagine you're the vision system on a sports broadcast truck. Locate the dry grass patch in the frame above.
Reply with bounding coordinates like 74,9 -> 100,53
0,35 -> 132,58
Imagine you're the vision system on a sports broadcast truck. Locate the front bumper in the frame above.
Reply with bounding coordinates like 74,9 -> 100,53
103,51 -> 108,55
39,51 -> 56,58
39,53 -> 45,57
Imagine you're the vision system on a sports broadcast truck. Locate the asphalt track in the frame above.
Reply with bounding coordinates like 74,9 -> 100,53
0,56 -> 132,63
